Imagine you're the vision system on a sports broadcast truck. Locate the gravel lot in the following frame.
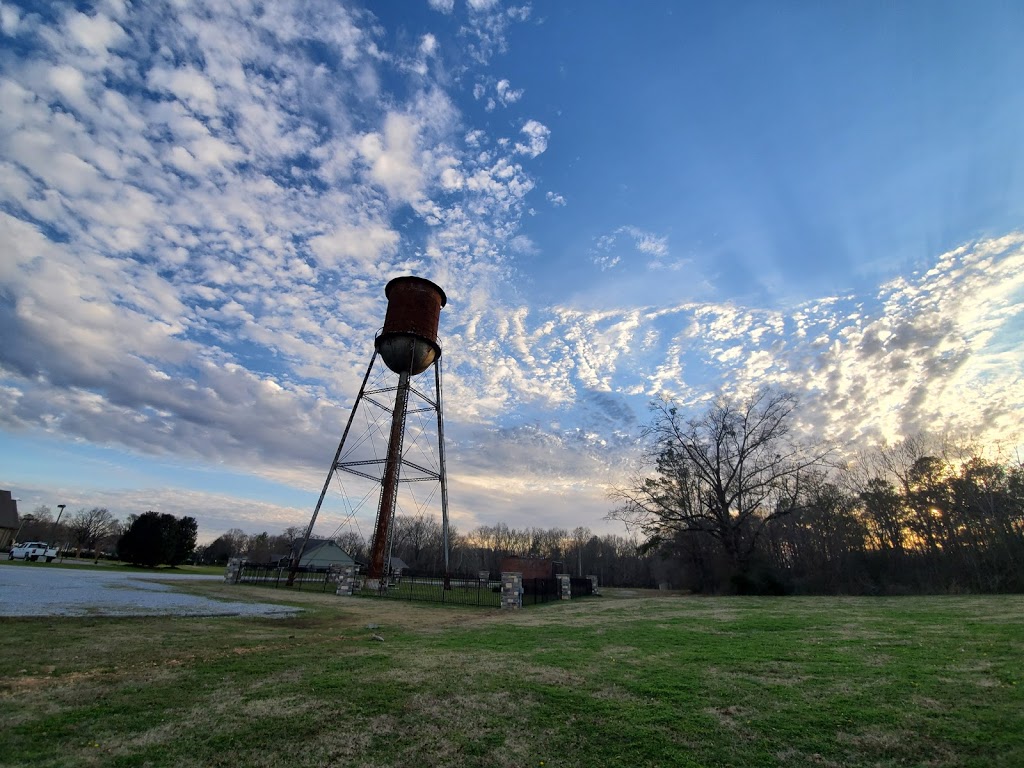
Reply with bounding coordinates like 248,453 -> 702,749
0,565 -> 300,618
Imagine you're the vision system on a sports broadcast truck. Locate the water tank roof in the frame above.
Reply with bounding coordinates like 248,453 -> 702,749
384,276 -> 447,308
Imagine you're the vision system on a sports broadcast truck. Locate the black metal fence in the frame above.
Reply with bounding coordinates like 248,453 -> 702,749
570,577 -> 594,597
232,564 -> 595,608
357,572 -> 500,608
235,563 -> 338,592
522,577 -> 559,605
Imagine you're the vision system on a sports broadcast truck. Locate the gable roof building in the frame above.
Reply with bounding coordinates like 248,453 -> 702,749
287,539 -> 358,569
0,490 -> 20,550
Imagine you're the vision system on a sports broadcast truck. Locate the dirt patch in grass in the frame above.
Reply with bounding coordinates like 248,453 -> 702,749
775,747 -> 843,767
706,705 -> 758,742
591,684 -> 648,704
4,669 -> 105,692
522,665 -> 587,687
837,726 -> 911,750
731,670 -> 810,687
290,714 -> 397,768
92,691 -> 320,767
401,690 -> 540,768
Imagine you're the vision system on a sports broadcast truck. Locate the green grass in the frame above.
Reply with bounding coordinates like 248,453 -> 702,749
2,587 -> 1022,767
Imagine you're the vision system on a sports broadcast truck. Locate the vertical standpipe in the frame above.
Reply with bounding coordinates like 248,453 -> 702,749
366,277 -> 447,580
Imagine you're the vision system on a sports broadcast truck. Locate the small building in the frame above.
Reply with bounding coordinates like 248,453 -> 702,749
0,490 -> 19,550
286,539 -> 358,569
499,555 -> 563,580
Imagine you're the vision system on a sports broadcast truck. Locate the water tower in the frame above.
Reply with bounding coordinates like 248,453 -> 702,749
290,276 -> 450,587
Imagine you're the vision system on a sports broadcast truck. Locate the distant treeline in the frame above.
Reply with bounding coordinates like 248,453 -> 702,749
202,446 -> 1024,595
199,389 -> 1024,595
610,390 -> 1024,595
652,448 -> 1024,595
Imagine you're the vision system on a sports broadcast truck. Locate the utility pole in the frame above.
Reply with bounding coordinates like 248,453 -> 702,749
53,504 -> 66,560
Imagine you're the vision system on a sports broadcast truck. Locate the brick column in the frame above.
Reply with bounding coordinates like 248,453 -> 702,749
587,574 -> 600,595
500,571 -> 523,610
335,566 -> 359,596
557,573 -> 571,600
225,557 -> 243,584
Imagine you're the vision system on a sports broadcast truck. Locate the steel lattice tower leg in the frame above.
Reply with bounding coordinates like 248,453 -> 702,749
287,351 -> 379,587
366,369 -> 411,582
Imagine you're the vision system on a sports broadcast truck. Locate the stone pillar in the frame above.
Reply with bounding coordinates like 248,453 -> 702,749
500,571 -> 523,610
557,573 -> 571,600
335,566 -> 359,596
225,557 -> 244,584
587,574 -> 600,595
478,569 -> 490,584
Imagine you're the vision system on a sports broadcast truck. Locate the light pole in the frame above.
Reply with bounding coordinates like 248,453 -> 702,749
52,504 -> 66,554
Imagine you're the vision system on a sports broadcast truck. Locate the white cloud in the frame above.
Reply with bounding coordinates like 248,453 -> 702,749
47,64 -> 89,108
65,10 -> 125,56
0,4 -> 21,35
515,119 -> 550,157
440,167 -> 464,190
147,65 -> 220,116
428,0 -> 455,13
508,234 -> 537,254
506,6 -> 532,22
460,0 -> 531,64
420,33 -> 438,56
309,221 -> 400,269
546,191 -> 566,206
589,225 -> 680,271
359,112 -> 424,204
495,78 -> 523,105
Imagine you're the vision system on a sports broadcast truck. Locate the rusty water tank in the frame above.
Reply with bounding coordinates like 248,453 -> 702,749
375,276 -> 447,376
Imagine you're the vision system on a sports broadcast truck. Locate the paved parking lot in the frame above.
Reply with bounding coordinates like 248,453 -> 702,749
0,564 -> 299,617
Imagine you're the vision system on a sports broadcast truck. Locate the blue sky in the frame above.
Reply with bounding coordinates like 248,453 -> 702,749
1,0 -> 1022,543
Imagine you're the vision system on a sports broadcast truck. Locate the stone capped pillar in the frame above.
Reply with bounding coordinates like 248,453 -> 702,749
225,557 -> 244,584
500,571 -> 523,610
335,566 -> 359,596
587,574 -> 600,595
557,573 -> 571,600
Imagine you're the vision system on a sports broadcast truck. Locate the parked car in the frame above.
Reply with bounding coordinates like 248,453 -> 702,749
8,542 -> 59,562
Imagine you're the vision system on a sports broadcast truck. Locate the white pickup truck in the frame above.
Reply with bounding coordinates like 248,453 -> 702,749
8,542 -> 59,562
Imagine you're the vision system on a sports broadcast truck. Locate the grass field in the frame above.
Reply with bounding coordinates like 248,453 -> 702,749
1,585 -> 1022,767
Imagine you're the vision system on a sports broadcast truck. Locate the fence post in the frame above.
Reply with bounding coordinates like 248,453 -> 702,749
587,574 -> 600,596
335,566 -> 358,597
556,573 -> 571,600
225,558 -> 243,584
500,571 -> 523,610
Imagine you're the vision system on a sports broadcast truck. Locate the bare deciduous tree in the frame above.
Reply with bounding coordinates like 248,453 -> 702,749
68,507 -> 118,559
610,388 -> 832,583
